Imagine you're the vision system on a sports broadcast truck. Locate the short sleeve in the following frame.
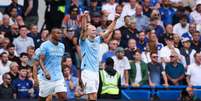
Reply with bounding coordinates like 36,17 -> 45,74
124,57 -> 131,70
95,36 -> 102,44
79,38 -> 86,47
39,43 -> 47,56
33,48 -> 41,61
160,64 -> 164,72
159,48 -> 166,58
186,65 -> 192,76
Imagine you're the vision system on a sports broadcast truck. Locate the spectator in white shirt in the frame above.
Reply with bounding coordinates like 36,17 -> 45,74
13,25 -> 34,55
112,47 -> 131,87
173,15 -> 189,37
159,34 -> 181,66
108,4 -> 125,29
102,0 -> 118,16
122,0 -> 137,16
186,52 -> 201,86
190,1 -> 201,25
0,52 -> 11,84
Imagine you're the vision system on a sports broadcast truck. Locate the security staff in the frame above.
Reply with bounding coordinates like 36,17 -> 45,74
98,57 -> 121,99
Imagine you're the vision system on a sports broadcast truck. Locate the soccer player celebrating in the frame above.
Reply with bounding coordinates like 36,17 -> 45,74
37,28 -> 67,101
79,12 -> 120,101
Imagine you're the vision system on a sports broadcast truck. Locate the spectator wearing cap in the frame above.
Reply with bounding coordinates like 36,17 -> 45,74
125,39 -> 137,62
159,34 -> 181,65
182,23 -> 197,40
191,31 -> 201,52
159,0 -> 175,25
13,26 -> 34,55
190,1 -> 201,25
180,38 -> 196,68
129,49 -> 148,87
186,52 -> 201,86
112,47 -> 130,86
0,73 -> 14,99
132,4 -> 150,32
102,39 -> 119,64
120,17 -> 138,48
165,52 -> 185,85
173,15 -> 189,37
62,26 -> 80,67
0,52 -> 12,84
161,24 -> 173,44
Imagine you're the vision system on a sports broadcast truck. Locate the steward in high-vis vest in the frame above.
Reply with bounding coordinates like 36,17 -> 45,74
98,58 -> 121,99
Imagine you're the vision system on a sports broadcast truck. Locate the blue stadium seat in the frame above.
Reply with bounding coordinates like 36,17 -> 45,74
194,89 -> 201,99
121,90 -> 151,101
157,90 -> 181,101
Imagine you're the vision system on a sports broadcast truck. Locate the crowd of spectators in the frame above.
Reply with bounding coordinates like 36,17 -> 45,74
1,0 -> 201,100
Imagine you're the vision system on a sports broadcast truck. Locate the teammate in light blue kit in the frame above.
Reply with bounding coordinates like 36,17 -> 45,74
35,28 -> 67,101
79,11 -> 120,100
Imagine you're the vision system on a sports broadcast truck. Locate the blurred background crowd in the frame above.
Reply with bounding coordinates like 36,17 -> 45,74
1,0 -> 201,100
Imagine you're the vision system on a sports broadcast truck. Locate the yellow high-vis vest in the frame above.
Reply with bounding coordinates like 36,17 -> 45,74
100,70 -> 120,95
58,5 -> 65,13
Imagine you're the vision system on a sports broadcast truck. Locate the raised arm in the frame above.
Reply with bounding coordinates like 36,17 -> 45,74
80,11 -> 90,40
101,14 -> 120,39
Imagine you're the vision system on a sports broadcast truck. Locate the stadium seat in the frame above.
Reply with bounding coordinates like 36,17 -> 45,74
157,90 -> 181,101
121,90 -> 151,101
194,89 -> 201,99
